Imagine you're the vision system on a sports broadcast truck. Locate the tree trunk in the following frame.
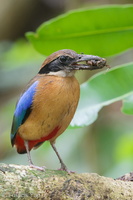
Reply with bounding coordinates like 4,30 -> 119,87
0,163 -> 133,200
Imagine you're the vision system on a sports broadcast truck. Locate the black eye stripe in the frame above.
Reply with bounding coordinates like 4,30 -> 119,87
38,56 -> 75,74
59,55 -> 68,63
59,55 -> 75,65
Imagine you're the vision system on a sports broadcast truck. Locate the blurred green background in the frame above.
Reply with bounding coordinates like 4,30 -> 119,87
0,0 -> 133,179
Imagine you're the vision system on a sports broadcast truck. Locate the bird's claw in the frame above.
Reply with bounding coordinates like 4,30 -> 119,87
58,165 -> 75,174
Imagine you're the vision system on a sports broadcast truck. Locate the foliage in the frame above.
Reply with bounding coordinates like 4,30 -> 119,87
26,4 -> 133,128
71,63 -> 133,127
26,5 -> 133,57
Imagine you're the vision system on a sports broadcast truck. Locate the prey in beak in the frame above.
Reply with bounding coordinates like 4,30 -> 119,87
70,53 -> 108,71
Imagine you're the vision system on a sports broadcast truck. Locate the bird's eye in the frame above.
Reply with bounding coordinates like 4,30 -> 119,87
59,55 -> 68,63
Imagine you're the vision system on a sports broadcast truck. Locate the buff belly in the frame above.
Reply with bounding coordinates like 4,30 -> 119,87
18,75 -> 80,142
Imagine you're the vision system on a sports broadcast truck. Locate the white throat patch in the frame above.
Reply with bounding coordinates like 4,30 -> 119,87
48,70 -> 76,77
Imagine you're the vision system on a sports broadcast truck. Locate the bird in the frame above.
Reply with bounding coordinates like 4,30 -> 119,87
11,49 -> 106,172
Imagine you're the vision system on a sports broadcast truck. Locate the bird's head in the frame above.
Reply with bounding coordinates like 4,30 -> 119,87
39,49 -> 107,77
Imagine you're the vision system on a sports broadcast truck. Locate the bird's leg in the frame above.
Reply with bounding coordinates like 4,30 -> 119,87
51,142 -> 70,173
24,140 -> 33,165
24,140 -> 45,171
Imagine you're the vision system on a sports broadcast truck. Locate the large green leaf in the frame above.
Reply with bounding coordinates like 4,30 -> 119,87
26,5 -> 133,57
70,63 -> 133,128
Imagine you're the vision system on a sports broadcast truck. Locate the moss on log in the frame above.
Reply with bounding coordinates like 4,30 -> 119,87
0,163 -> 133,200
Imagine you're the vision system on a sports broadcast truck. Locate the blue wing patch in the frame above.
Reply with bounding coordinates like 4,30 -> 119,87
11,80 -> 39,144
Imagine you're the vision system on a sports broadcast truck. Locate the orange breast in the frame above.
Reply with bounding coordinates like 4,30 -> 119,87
16,74 -> 80,152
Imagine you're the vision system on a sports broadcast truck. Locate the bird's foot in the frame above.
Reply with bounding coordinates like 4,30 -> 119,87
58,167 -> 75,174
58,164 -> 75,174
29,164 -> 46,171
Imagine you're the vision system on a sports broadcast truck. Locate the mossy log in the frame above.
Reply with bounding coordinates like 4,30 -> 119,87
0,163 -> 133,200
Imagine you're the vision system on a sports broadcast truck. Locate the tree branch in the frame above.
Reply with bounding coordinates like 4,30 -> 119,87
0,163 -> 133,200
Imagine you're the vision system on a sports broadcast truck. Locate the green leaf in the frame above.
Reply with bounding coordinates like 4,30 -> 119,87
26,5 -> 133,57
121,94 -> 133,115
70,62 -> 133,128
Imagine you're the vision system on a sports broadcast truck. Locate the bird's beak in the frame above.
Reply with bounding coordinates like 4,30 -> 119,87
71,54 -> 107,70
